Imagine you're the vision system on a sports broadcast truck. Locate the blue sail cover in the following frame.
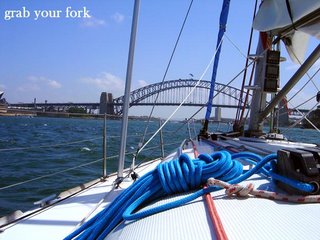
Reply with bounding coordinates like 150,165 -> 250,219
205,0 -> 231,121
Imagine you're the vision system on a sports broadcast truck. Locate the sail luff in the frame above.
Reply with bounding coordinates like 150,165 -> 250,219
203,0 -> 231,125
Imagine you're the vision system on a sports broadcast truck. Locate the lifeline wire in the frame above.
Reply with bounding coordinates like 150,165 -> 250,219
0,143 -> 165,191
0,137 -> 102,152
0,158 -> 102,191
0,132 -> 158,153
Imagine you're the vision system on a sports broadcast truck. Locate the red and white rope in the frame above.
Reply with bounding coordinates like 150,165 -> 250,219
207,178 -> 320,203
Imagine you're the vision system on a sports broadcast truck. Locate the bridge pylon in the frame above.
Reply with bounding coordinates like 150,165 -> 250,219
100,92 -> 114,115
214,107 -> 221,121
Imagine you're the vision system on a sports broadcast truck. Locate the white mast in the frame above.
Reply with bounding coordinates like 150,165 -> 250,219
118,0 -> 140,178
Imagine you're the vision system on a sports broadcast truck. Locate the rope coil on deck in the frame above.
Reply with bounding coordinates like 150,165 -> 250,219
64,150 -> 316,240
157,151 -> 242,194
65,151 -> 244,240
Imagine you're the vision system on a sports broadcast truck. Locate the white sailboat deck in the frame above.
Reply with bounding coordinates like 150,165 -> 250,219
1,138 -> 319,239
0,159 -> 162,240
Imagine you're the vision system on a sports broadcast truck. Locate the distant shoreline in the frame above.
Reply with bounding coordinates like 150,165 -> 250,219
0,110 -> 161,121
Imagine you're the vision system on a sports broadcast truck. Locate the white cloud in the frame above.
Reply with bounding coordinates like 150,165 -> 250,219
111,12 -> 124,23
18,76 -> 62,92
135,80 -> 148,89
82,72 -> 125,96
47,80 -> 62,89
0,84 -> 6,90
81,13 -> 123,28
82,17 -> 106,28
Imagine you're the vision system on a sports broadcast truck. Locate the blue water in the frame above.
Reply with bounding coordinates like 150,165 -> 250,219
0,116 -> 319,217
0,116 -> 192,217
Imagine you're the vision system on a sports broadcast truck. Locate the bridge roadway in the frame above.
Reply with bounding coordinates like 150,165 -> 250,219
8,102 -> 246,109
8,102 -> 309,115
8,79 -> 310,116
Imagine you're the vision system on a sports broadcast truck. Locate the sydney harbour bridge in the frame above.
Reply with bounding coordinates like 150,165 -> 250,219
9,79 -> 304,119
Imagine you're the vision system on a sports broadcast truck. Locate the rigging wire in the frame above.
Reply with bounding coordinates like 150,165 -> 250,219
273,66 -> 320,132
173,37 -> 264,135
238,61 -> 256,127
224,32 -> 257,129
287,45 -> 320,92
276,94 -> 316,119
136,36 -> 225,156
171,61 -> 255,135
134,0 -> 194,159
137,1 -> 257,139
283,101 -> 320,133
234,0 -> 258,127
282,66 -> 320,110
224,33 -> 250,60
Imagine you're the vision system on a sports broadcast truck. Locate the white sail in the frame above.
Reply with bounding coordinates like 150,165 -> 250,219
253,0 -> 320,37
253,0 -> 320,63
285,31 -> 310,64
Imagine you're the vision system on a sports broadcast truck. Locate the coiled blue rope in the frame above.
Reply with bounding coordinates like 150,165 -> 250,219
232,152 -> 314,192
64,150 -> 313,240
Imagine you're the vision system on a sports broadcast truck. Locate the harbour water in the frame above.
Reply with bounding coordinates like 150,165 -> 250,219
0,116 -> 319,217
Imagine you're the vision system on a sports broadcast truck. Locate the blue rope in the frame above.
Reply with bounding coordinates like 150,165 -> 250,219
230,152 -> 314,192
64,151 -> 314,240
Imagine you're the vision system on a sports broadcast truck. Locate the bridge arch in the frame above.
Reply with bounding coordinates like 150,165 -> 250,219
113,79 -> 248,115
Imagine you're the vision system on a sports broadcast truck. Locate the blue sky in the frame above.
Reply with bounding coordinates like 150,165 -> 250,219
0,1 -> 319,119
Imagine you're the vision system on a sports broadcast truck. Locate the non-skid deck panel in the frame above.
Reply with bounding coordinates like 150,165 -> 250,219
106,174 -> 320,240
212,176 -> 320,240
106,191 -> 215,240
